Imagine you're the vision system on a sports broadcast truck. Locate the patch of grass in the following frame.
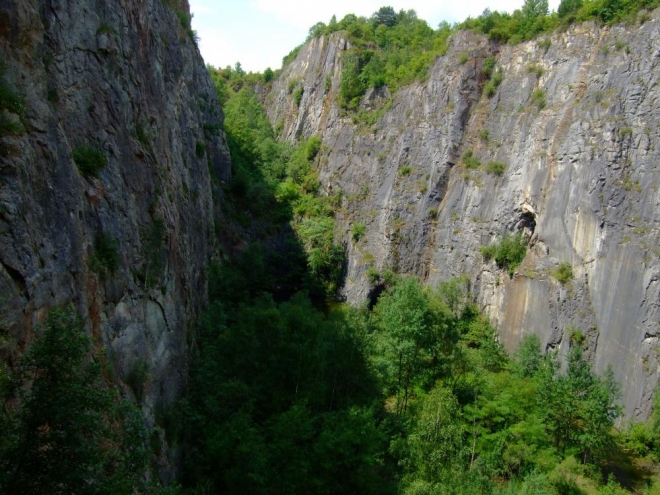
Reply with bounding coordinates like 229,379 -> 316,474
479,129 -> 490,142
398,165 -> 413,177
73,145 -> 108,177
459,52 -> 469,64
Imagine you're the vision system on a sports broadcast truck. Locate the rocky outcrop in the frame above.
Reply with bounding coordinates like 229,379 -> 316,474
266,15 -> 660,418
0,0 -> 230,469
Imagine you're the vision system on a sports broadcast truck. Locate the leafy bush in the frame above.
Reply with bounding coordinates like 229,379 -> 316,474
462,149 -> 481,169
351,222 -> 366,242
532,88 -> 546,109
195,140 -> 206,158
366,267 -> 381,285
551,261 -> 573,284
482,56 -> 496,78
73,145 -> 108,177
481,232 -> 527,277
89,233 -> 119,278
293,86 -> 304,107
484,160 -> 506,176
398,165 -> 413,176
484,67 -> 504,98
0,67 -> 26,138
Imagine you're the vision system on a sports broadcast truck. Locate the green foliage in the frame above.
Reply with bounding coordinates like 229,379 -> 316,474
552,261 -> 573,284
263,67 -> 274,82
351,221 -> 366,242
73,144 -> 108,177
197,53 -> 636,495
89,233 -> 119,278
125,359 -> 149,404
372,277 -> 458,414
484,67 -> 504,98
310,9 -> 453,110
208,67 -> 344,296
462,149 -> 481,169
195,140 -> 205,158
484,160 -> 507,175
138,218 -> 165,289
399,164 -> 413,176
532,88 -> 547,109
0,307 -> 150,494
282,44 -> 303,67
366,267 -> 381,285
538,344 -> 621,462
461,0 -> 657,45
481,232 -> 527,277
293,85 -> 304,107
482,56 -> 496,78
0,64 -> 26,137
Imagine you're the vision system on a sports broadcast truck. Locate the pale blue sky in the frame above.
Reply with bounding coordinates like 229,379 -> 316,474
189,0 -> 560,73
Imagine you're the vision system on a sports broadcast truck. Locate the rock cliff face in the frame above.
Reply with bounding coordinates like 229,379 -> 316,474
266,16 -> 660,418
0,0 -> 229,451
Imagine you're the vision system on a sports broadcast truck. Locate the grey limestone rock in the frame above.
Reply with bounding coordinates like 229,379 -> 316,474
266,16 -> 660,419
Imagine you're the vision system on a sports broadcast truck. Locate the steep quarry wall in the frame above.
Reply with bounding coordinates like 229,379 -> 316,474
266,16 -> 660,418
0,0 -> 230,445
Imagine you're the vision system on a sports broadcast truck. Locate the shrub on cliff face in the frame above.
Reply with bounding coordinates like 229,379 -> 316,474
481,232 -> 527,277
73,144 -> 107,177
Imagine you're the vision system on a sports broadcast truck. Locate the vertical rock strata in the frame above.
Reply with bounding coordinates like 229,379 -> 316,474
0,0 -> 230,436
266,17 -> 660,418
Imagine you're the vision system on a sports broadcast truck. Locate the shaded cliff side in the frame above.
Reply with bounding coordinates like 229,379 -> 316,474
266,15 -> 660,418
0,0 -> 230,453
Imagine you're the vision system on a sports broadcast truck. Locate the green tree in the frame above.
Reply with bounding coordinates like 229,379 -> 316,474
0,307 -> 149,494
372,6 -> 398,27
372,278 -> 440,414
538,344 -> 621,462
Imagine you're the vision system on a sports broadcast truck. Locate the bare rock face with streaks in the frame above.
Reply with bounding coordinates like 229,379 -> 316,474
0,0 -> 230,472
266,17 -> 660,419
